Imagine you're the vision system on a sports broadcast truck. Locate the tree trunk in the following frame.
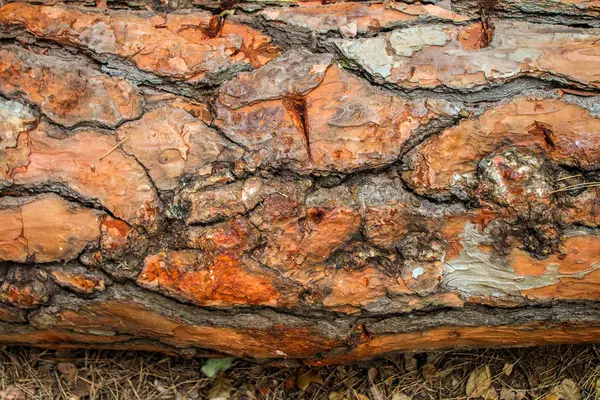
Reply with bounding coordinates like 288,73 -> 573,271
1,0 -> 600,364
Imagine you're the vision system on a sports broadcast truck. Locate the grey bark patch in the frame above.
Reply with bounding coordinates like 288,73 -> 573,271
442,224 -> 600,298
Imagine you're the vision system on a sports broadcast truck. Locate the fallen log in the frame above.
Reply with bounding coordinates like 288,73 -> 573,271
0,0 -> 600,364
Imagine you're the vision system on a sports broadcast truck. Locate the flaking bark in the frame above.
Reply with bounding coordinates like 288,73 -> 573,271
0,0 -> 600,363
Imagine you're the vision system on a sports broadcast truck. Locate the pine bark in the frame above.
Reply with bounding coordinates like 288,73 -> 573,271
1,0 -> 600,363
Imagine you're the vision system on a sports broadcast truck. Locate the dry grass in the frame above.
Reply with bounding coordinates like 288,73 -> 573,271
1,345 -> 600,399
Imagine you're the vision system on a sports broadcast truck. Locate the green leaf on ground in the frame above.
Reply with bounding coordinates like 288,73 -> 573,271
201,358 -> 235,378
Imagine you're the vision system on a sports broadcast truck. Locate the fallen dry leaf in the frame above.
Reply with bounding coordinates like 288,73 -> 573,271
392,393 -> 411,400
551,379 -> 582,400
452,376 -> 460,387
207,376 -> 234,400
70,380 -> 91,399
0,387 -> 28,400
296,370 -> 323,391
422,363 -> 439,382
57,362 -> 78,383
179,386 -> 200,400
369,384 -> 384,400
244,388 -> 256,400
153,379 -> 168,394
404,354 -> 418,375
328,391 -> 347,400
367,367 -> 384,400
483,387 -> 499,400
466,365 -> 492,398
499,387 -> 516,400
502,363 -> 514,376
367,367 -> 378,382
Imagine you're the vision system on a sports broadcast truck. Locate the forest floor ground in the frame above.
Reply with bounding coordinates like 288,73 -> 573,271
1,344 -> 599,400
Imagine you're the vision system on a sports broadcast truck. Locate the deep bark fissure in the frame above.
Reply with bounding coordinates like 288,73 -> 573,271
282,94 -> 312,161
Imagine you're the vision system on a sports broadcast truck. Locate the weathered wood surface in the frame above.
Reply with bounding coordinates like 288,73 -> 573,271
0,0 -> 600,364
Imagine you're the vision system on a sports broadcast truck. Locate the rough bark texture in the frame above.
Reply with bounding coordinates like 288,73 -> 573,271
0,0 -> 600,364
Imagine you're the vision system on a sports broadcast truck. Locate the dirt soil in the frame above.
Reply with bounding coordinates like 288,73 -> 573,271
1,345 -> 600,399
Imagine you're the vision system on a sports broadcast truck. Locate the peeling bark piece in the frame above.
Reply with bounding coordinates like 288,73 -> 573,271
258,2 -> 470,37
476,147 -> 555,215
99,216 -> 135,254
266,237 -> 462,315
214,98 -> 311,170
188,218 -> 260,252
219,21 -> 282,69
218,61 -> 461,173
218,49 -> 334,109
335,26 -> 450,78
306,66 -> 460,173
353,174 -> 473,261
318,262 -> 460,314
556,188 -> 600,228
354,174 -> 426,251
138,250 -> 296,307
322,267 -> 397,313
473,147 -> 560,259
117,104 -> 242,190
46,264 -> 108,294
315,322 -> 600,365
10,123 -> 162,231
403,97 -> 600,198
332,21 -> 600,90
3,0 -> 160,10
443,223 -> 600,302
177,175 -> 311,225
250,185 -> 362,272
214,49 -> 334,170
0,99 -> 36,151
301,186 -> 362,265
0,3 -> 278,84
0,100 -> 36,189
0,200 -> 26,262
0,303 -> 26,323
453,0 -> 600,26
0,194 -> 102,263
32,296 -> 344,359
0,46 -> 143,128
300,207 -> 362,264
401,260 -> 444,295
0,267 -> 57,309
217,52 -> 461,173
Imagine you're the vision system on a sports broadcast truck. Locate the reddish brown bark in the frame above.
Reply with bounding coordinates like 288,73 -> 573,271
0,0 -> 600,363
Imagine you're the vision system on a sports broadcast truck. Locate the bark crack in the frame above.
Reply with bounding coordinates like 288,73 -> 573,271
282,94 -> 312,161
